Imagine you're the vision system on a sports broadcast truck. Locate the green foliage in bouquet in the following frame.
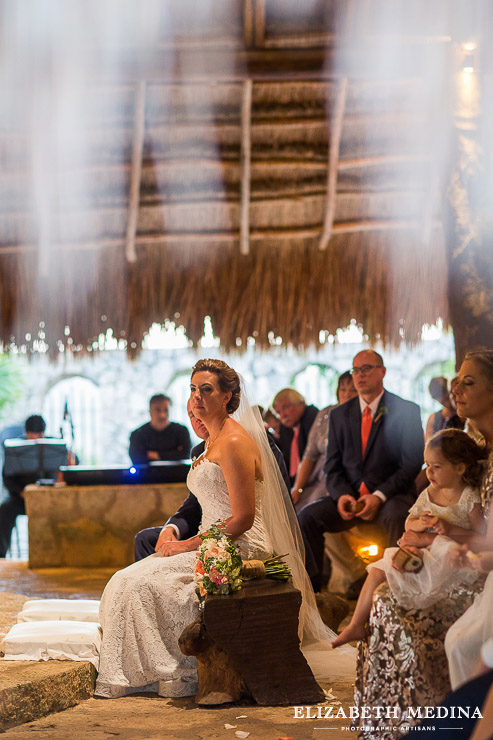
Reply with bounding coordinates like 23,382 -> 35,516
261,554 -> 291,581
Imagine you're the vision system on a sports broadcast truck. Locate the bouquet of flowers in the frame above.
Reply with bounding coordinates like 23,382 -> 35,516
194,521 -> 291,597
194,522 -> 243,596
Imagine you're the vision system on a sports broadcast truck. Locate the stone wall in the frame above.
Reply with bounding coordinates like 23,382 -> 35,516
2,331 -> 455,467
25,483 -> 189,567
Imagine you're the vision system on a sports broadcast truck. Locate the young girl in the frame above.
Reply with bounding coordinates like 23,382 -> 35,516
333,428 -> 485,648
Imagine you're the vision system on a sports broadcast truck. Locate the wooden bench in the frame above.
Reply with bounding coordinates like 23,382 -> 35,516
179,577 -> 325,706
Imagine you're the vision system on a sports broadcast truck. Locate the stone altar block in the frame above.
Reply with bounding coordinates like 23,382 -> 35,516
24,483 -> 189,568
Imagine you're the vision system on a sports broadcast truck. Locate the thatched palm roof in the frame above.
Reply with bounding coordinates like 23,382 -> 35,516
0,0 -> 488,357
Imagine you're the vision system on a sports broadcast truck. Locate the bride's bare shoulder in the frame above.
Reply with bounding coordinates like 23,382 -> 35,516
217,421 -> 259,457
213,421 -> 264,481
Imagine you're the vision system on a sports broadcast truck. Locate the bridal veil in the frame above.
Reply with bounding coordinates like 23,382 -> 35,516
232,377 -> 355,681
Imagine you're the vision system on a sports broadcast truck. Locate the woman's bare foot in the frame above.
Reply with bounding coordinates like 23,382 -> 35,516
331,622 -> 367,648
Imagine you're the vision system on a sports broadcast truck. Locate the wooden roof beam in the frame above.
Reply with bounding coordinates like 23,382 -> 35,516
0,219 -> 443,254
84,40 -> 450,84
338,154 -> 429,170
0,189 -> 432,220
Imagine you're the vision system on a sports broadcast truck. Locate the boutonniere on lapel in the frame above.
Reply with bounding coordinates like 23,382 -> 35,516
373,406 -> 389,424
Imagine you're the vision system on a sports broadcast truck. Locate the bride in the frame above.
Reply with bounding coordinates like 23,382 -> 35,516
95,359 -> 354,699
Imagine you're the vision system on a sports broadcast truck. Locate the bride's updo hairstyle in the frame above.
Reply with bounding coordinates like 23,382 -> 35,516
464,350 -> 493,390
191,359 -> 241,414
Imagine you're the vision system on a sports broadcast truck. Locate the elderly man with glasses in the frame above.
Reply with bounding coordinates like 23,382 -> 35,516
272,388 -> 319,486
298,349 -> 424,594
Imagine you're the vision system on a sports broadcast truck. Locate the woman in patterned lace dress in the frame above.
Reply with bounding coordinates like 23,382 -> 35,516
353,350 -> 493,740
445,351 -> 493,689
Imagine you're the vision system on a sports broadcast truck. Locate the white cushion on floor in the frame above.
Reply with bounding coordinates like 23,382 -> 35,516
1,620 -> 101,668
17,599 -> 100,623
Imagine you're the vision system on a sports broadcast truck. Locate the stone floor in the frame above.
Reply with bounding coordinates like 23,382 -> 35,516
2,682 -> 358,740
0,560 -> 116,602
0,560 -> 358,739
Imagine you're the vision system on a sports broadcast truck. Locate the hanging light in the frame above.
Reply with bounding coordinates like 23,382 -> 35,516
462,42 -> 476,73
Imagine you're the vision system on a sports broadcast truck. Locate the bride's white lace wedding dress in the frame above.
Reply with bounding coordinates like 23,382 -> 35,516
95,459 -> 272,698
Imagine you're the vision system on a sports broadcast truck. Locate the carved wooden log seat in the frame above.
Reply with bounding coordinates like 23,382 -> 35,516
179,577 -> 325,706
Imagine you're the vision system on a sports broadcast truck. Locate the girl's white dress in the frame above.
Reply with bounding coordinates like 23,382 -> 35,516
95,459 -> 272,698
368,486 -> 481,610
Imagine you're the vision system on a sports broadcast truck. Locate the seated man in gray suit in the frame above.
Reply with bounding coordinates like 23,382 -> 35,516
298,350 -> 424,592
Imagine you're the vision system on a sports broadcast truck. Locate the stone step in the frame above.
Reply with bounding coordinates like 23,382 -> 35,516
0,583 -> 100,732
0,659 -> 96,732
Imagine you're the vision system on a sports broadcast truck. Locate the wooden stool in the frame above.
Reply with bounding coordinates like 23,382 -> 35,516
179,577 -> 324,706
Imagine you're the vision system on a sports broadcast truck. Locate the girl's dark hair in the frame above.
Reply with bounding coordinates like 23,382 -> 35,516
191,359 -> 241,414
426,428 -> 485,488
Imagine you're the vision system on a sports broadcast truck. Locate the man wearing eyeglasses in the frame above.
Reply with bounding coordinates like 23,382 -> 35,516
298,349 -> 424,593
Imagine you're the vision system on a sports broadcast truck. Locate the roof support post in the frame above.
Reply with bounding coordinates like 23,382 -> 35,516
240,78 -> 253,256
319,77 -> 347,251
125,81 -> 146,264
